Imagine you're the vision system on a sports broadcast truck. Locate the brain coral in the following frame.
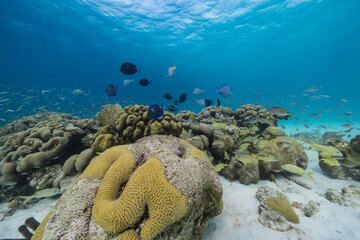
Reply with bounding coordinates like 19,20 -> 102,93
32,135 -> 223,240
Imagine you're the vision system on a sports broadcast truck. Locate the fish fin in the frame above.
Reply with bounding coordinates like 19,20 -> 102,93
306,172 -> 314,180
173,64 -> 176,69
289,114 -> 293,118
137,66 -> 141,74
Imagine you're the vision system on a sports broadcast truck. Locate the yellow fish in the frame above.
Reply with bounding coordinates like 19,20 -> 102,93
189,113 -> 194,119
236,154 -> 256,164
20,188 -> 61,205
251,153 -> 278,162
212,122 -> 227,129
320,157 -> 341,167
224,151 -> 230,160
310,142 -> 343,157
214,163 -> 228,172
281,164 -> 314,180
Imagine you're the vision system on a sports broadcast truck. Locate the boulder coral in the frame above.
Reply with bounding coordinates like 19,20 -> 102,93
93,104 -> 183,151
32,135 -> 223,240
0,113 -> 97,186
220,136 -> 308,184
319,138 -> 360,181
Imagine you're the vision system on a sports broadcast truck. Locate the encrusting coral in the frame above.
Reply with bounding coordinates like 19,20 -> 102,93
32,135 -> 223,240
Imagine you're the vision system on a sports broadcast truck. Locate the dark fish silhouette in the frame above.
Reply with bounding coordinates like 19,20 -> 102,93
217,98 -> 221,107
178,94 -> 187,104
106,84 -> 117,96
167,106 -> 177,112
164,93 -> 173,100
120,62 -> 140,75
139,79 -> 151,86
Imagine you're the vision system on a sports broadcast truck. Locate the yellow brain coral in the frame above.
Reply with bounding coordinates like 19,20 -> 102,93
31,135 -> 222,240
265,196 -> 299,224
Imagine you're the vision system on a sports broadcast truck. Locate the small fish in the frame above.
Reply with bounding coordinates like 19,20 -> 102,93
320,157 -> 340,167
178,94 -> 187,104
344,111 -> 353,116
139,79 -> 151,86
120,62 -> 140,75
214,163 -> 228,172
342,124 -> 351,128
236,154 -> 256,164
280,125 -> 285,129
164,93 -> 173,100
224,151 -> 230,160
304,87 -> 321,92
192,88 -> 205,95
304,124 -> 310,128
212,122 -> 227,129
123,79 -> 135,87
217,98 -> 221,107
106,84 -> 117,96
0,99 -> 11,102
167,105 -> 177,112
251,153 -> 278,162
20,188 -> 61,205
309,113 -> 318,117
319,125 -> 327,129
166,64 -> 176,77
267,107 -> 292,120
241,119 -> 257,126
216,84 -> 233,98
281,164 -> 314,180
147,104 -> 166,119
41,89 -> 55,95
339,99 -> 348,103
0,118 -> 6,122
195,99 -> 213,106
4,109 -> 14,113
73,89 -> 87,96
310,142 -> 343,157
189,113 -> 195,119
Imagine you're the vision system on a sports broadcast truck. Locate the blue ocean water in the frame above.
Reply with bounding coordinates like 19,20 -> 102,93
0,0 -> 359,135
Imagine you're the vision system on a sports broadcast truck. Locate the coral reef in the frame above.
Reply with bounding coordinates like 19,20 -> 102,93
0,113 -> 97,186
221,136 -> 308,184
32,135 -> 222,240
319,138 -> 360,181
350,134 -> 360,153
93,104 -> 183,151
235,104 -> 277,127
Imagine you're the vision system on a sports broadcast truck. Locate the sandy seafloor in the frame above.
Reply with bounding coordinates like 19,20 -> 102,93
0,136 -> 360,239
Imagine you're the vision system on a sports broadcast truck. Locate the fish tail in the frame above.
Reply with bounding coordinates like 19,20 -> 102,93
173,64 -> 176,69
137,66 -> 141,74
306,172 -> 314,180
19,196 -> 34,205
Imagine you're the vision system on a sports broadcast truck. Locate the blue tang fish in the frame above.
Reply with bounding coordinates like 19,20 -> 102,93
148,104 -> 167,119
216,84 -> 233,98
106,84 -> 117,96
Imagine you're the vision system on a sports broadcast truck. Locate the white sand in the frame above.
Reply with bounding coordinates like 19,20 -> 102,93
1,146 -> 360,239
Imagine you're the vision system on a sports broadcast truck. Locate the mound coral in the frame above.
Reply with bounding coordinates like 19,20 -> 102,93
32,135 -> 223,239
93,104 -> 183,151
0,113 -> 97,186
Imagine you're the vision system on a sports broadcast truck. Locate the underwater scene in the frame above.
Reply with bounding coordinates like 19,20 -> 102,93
0,0 -> 360,239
